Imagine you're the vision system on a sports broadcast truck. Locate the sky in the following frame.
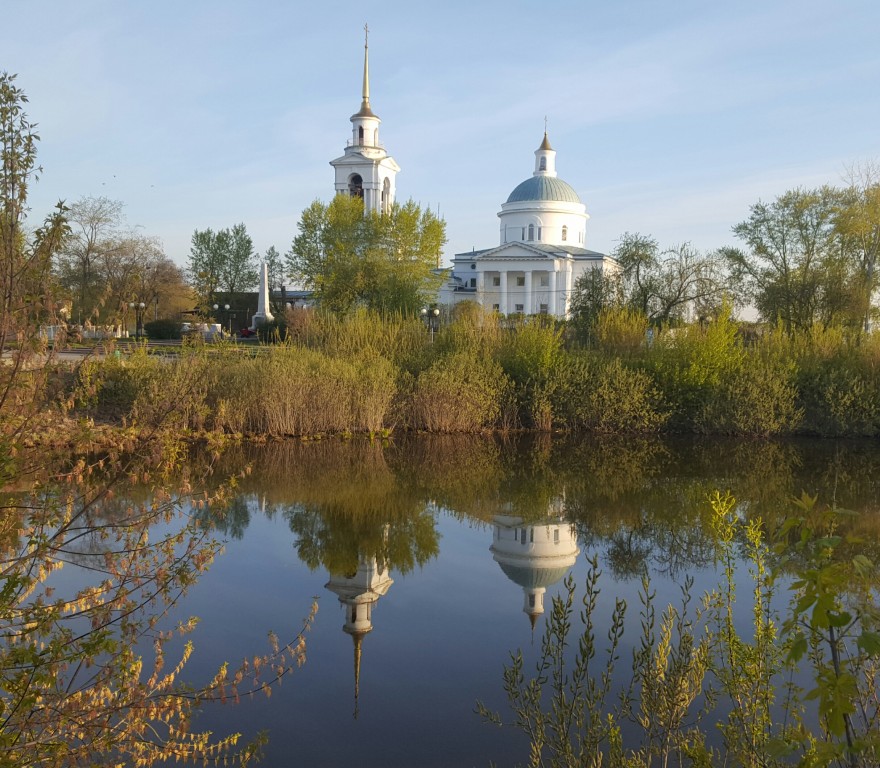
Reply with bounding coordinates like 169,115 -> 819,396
4,0 -> 879,270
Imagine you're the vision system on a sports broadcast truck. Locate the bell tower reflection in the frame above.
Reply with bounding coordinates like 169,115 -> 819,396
325,553 -> 393,719
490,499 -> 580,628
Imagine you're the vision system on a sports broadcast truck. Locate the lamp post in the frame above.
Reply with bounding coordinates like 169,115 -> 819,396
420,307 -> 440,343
129,301 -> 145,340
213,303 -> 231,336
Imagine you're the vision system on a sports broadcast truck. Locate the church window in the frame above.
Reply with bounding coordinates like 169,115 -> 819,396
515,303 -> 524,313
539,275 -> 549,287
521,227 -> 525,241
516,276 -> 525,287
469,278 -> 476,288
529,528 -> 534,543
539,303 -> 548,314
529,594 -> 536,608
348,174 -> 364,198
562,225 -> 568,242
520,529 -> 527,545
492,303 -> 500,311
470,263 -> 476,269
554,529 -> 560,544
492,276 -> 500,287
358,126 -> 364,143
528,224 -> 535,241
539,157 -> 546,171
351,606 -> 358,621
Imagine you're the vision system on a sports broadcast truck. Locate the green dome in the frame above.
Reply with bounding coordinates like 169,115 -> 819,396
506,176 -> 581,204
498,562 -> 572,589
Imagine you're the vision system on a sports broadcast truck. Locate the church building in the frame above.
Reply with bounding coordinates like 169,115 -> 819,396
329,27 -> 399,216
439,133 -> 618,318
326,30 -> 616,319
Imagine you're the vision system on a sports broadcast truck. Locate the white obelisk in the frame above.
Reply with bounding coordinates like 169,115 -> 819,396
251,261 -> 274,330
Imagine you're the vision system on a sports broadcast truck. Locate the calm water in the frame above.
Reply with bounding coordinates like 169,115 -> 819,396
107,437 -> 880,765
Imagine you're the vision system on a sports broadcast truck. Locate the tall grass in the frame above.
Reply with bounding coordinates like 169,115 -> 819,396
68,311 -> 880,438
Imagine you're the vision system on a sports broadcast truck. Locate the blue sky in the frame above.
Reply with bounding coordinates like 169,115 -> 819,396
4,0 -> 879,268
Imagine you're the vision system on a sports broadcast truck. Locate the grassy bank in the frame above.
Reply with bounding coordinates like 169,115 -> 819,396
57,308 -> 880,439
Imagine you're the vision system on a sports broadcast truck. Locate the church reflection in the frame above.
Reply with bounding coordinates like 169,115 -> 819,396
490,499 -> 580,628
325,548 -> 393,720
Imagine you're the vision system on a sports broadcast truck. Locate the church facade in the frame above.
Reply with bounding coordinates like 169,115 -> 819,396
439,133 -> 618,318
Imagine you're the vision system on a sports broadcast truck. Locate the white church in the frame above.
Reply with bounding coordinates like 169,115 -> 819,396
327,31 -> 617,318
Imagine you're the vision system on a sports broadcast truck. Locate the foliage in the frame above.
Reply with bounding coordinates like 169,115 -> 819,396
54,197 -> 189,327
727,187 -> 871,333
496,317 -> 564,429
144,317 -> 183,340
410,352 -> 507,432
1,73 -> 314,767
187,224 -> 257,312
594,306 -> 649,357
286,195 -> 446,315
553,355 -> 669,433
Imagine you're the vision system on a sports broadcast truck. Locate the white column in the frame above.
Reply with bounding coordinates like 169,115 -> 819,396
549,269 -> 557,317
563,262 -> 573,317
499,271 -> 508,315
476,271 -> 485,309
524,270 -> 533,316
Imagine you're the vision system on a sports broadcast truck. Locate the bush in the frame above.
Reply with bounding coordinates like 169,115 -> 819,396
143,318 -> 182,340
699,350 -> 802,436
554,355 -> 669,433
409,352 -> 508,432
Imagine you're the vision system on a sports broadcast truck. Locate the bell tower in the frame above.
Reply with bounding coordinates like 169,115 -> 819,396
330,25 -> 400,215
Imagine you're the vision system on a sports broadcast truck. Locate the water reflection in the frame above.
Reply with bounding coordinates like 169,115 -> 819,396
179,435 -> 880,766
325,544 -> 394,719
490,499 -> 580,627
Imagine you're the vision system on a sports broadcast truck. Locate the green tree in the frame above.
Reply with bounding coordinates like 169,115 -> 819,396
727,186 -> 863,332
836,165 -> 880,332
187,223 -> 257,312
612,233 -> 724,325
287,195 -> 446,315
54,196 -> 124,324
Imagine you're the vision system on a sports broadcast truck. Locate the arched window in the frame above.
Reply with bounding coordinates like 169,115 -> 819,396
358,126 -> 364,143
539,157 -> 546,171
527,224 -> 535,241
561,225 -> 568,242
348,174 -> 364,198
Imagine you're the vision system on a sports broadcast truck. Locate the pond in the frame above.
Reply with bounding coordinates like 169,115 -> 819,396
76,436 -> 880,765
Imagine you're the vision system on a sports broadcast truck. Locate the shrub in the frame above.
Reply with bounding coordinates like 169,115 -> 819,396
594,306 -> 649,356
554,355 -> 669,433
699,350 -> 802,436
143,318 -> 182,340
409,352 -> 507,432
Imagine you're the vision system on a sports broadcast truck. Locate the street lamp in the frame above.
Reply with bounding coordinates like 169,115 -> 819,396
213,303 -> 231,335
129,301 -> 145,341
420,307 -> 440,343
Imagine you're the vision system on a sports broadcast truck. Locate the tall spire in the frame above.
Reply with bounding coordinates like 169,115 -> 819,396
352,632 -> 363,720
355,24 -> 375,118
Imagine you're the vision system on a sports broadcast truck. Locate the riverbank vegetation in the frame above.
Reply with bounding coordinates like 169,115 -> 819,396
57,305 -> 880,439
